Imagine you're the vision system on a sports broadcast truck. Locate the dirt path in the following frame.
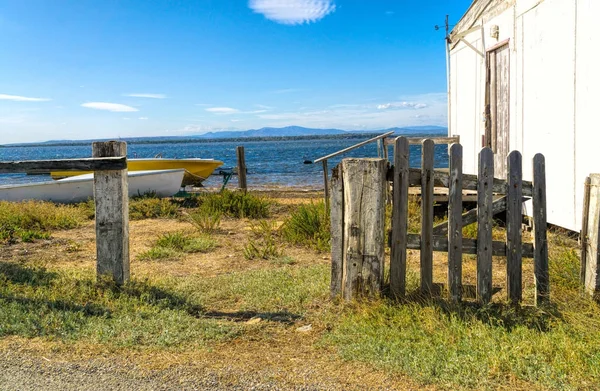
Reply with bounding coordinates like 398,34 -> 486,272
0,347 -> 425,391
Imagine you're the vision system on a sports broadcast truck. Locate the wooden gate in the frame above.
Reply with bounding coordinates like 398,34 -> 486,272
330,137 -> 549,306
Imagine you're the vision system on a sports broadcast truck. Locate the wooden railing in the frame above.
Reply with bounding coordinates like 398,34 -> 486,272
330,137 -> 549,306
1,141 -> 130,285
314,134 -> 460,207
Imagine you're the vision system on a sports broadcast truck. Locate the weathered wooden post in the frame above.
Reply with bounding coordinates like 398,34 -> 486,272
581,173 -> 600,297
92,141 -> 129,285
236,146 -> 247,192
330,158 -> 386,300
322,160 -> 330,210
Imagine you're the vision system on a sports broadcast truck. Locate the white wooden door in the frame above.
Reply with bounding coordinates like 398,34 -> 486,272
488,44 -> 510,178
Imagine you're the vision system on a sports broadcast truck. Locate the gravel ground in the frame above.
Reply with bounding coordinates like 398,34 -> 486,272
0,350 -> 395,391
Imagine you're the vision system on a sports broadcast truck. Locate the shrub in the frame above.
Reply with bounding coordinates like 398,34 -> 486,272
0,200 -> 88,243
129,198 -> 179,220
188,205 -> 222,233
243,220 -> 281,260
195,190 -> 271,219
281,201 -> 330,252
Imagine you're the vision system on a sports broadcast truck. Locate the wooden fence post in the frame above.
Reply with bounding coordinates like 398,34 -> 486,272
581,176 -> 591,286
533,154 -> 549,304
448,143 -> 463,302
506,151 -> 523,303
477,147 -> 494,304
583,174 -> 600,296
236,146 -> 247,192
322,160 -> 330,210
421,139 -> 434,294
341,158 -> 386,300
330,164 -> 344,298
93,141 -> 129,285
391,137 -> 409,298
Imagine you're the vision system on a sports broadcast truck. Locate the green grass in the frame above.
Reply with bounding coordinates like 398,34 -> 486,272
192,190 -> 271,219
281,201 -> 330,252
0,263 -> 329,348
138,232 -> 217,261
325,235 -> 600,390
0,200 -> 89,243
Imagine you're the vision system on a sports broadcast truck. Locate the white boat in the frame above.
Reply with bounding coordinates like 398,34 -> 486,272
0,169 -> 185,204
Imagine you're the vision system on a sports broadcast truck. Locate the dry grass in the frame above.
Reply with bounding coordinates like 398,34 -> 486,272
0,189 -> 597,390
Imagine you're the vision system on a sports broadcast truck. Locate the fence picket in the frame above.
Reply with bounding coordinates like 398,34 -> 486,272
330,165 -> 344,298
448,143 -> 463,301
421,139 -> 434,294
506,151 -> 523,303
391,137 -> 409,298
533,154 -> 549,305
477,147 -> 494,304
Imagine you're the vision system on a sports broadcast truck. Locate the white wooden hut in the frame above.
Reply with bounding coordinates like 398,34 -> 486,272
448,0 -> 599,231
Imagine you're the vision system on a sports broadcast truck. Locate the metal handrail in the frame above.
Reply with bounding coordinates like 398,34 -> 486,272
313,131 -> 395,164
313,131 -> 395,208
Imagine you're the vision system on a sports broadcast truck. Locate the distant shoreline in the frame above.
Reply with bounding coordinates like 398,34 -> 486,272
1,131 -> 446,149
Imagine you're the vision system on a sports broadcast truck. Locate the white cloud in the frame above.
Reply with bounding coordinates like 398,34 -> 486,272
139,117 -> 149,120
81,102 -> 139,112
377,102 -> 428,110
0,93 -> 51,102
249,0 -> 335,25
124,93 -> 166,99
205,107 -> 239,114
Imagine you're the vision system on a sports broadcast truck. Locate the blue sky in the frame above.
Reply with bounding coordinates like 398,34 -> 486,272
0,0 -> 472,144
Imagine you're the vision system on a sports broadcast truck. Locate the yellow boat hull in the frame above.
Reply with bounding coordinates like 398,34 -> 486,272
51,158 -> 224,186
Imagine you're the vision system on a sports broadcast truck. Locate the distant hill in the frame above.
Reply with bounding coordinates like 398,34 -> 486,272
196,125 -> 447,139
386,125 -> 448,135
196,126 -> 348,139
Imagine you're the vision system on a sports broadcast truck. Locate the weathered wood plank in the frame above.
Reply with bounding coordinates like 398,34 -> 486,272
533,153 -> 549,305
448,143 -> 463,301
581,176 -> 591,285
329,164 -> 344,298
406,234 -> 534,258
93,142 -> 129,285
0,157 -> 127,173
477,147 -> 494,304
506,151 -> 523,303
390,137 -> 409,298
236,146 -> 247,192
421,139 -> 434,294
584,174 -> 600,296
432,196 -> 529,235
341,158 -> 386,300
407,169 -> 533,197
383,136 -> 460,146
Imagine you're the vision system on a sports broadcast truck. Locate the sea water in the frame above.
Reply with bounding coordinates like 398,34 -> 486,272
0,135 -> 449,189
